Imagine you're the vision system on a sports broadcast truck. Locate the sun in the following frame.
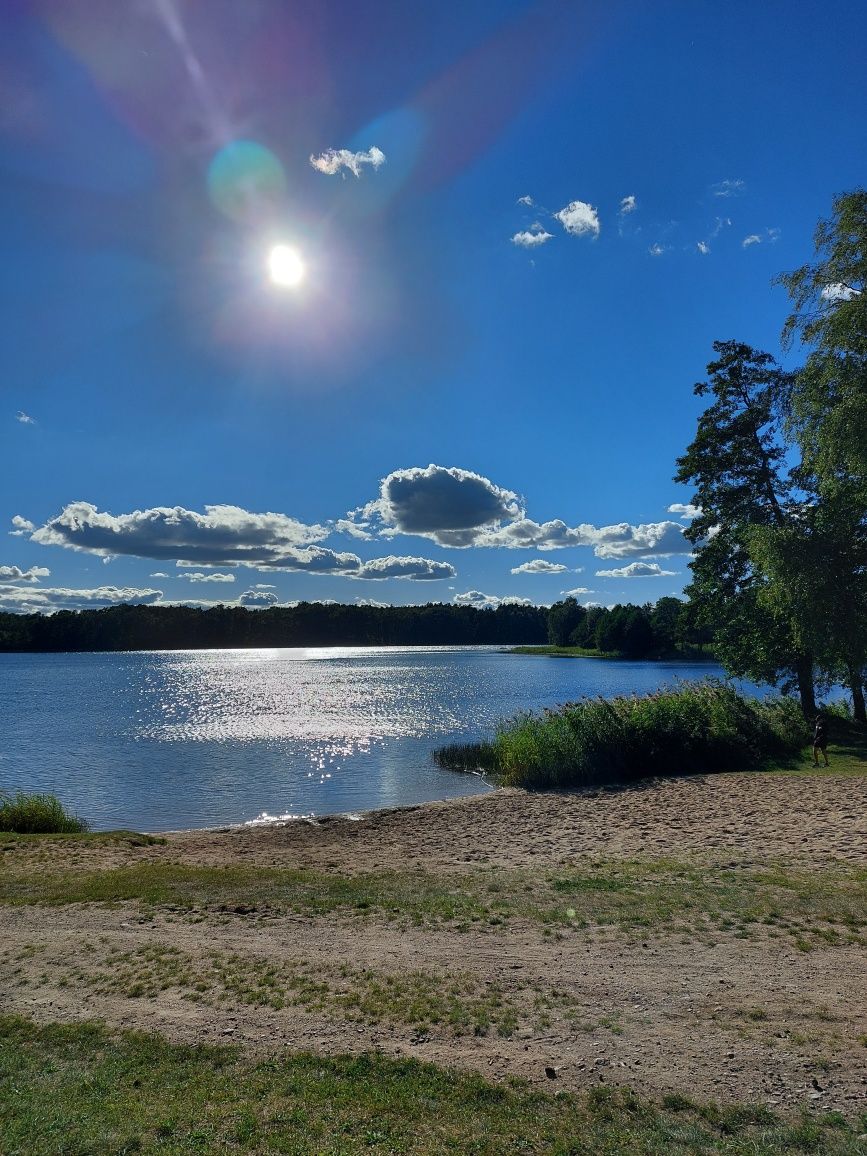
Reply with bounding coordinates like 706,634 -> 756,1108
267,244 -> 304,288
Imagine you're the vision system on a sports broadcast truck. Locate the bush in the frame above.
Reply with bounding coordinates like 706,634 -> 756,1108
433,682 -> 810,790
0,792 -> 89,834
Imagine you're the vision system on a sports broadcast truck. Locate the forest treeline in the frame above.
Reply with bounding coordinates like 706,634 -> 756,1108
0,596 -> 706,656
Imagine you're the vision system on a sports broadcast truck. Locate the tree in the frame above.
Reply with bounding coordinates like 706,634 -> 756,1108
777,189 -> 867,486
649,597 -> 685,655
547,598 -> 586,647
773,191 -> 867,720
749,499 -> 867,722
675,341 -> 817,714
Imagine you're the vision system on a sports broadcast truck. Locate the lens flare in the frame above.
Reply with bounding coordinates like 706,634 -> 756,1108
268,244 -> 304,288
208,140 -> 286,223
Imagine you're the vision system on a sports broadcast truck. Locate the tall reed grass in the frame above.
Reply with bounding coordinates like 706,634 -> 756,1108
0,792 -> 89,834
433,682 -> 809,790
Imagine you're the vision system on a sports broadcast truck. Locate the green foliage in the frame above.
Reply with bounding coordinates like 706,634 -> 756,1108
543,598 -> 704,660
435,683 -> 809,790
0,792 -> 88,834
2,1015 -> 865,1155
431,740 -> 500,774
547,596 -> 587,646
675,340 -> 817,713
778,189 -> 867,484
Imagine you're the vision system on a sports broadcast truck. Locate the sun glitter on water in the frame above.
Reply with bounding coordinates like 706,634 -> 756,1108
268,244 -> 304,288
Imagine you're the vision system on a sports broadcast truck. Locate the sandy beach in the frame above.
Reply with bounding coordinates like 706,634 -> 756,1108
2,769 -> 866,1114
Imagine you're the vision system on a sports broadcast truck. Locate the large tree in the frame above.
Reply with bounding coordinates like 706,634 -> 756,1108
675,341 -> 817,714
777,189 -> 867,486
774,190 -> 867,719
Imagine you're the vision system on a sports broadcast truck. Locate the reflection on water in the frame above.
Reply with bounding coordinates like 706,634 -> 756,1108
1,646 -> 731,832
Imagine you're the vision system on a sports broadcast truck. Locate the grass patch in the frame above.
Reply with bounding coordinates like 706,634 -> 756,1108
434,683 -> 810,789
1,857 -> 864,946
765,717 -> 867,778
509,645 -> 617,658
0,830 -> 165,853
27,945 -> 521,1037
1,1015 -> 865,1154
0,792 -> 88,835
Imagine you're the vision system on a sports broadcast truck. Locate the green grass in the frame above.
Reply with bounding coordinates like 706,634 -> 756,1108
509,645 -> 618,658
1,858 -> 864,946
1,1016 -> 864,1154
0,792 -> 88,834
766,718 -> 867,778
434,683 -> 811,789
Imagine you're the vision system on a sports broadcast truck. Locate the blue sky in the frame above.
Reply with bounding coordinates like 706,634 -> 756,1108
3,0 -> 866,614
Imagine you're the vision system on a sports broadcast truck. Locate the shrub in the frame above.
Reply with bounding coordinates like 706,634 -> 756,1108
433,682 -> 810,790
0,792 -> 89,834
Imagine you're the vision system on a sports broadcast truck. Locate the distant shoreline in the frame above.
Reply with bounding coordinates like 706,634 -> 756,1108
508,644 -> 717,662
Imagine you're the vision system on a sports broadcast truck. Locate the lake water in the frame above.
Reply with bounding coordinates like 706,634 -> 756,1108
1,647 -> 733,832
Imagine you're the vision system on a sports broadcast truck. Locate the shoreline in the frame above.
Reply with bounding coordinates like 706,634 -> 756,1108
117,765 -> 867,875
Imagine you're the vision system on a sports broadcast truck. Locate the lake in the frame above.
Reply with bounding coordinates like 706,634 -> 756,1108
1,647 -> 733,831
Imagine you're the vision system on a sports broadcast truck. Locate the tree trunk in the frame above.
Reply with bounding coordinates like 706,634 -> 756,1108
847,665 -> 867,724
795,654 -> 816,717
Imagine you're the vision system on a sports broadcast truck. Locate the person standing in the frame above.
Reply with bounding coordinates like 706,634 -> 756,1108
813,712 -> 830,767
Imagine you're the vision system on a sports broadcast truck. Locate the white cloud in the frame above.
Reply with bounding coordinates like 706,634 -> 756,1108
355,597 -> 390,608
16,411 -> 36,425
10,516 -> 35,537
590,521 -> 689,558
358,465 -> 523,543
697,241 -> 710,255
711,178 -> 745,197
177,571 -> 236,584
0,585 -> 164,613
510,559 -> 568,575
821,282 -> 860,302
453,590 -> 534,609
554,200 -> 600,238
709,216 -> 731,238
150,572 -> 170,578
668,503 -> 701,521
648,243 -> 666,256
517,195 -> 534,206
309,146 -> 385,178
353,555 -> 456,581
619,195 -> 637,215
353,466 -> 692,558
742,229 -> 780,249
511,227 -> 553,248
595,561 -> 677,578
560,586 -> 593,596
333,518 -> 374,540
0,565 -> 49,584
31,501 -> 329,564
30,500 -> 454,581
237,589 -> 279,607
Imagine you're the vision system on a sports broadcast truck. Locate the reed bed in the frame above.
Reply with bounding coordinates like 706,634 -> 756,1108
433,682 -> 809,790
0,792 -> 88,834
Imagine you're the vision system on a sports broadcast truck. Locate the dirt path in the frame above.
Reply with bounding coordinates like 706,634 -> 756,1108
2,770 -> 866,1113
